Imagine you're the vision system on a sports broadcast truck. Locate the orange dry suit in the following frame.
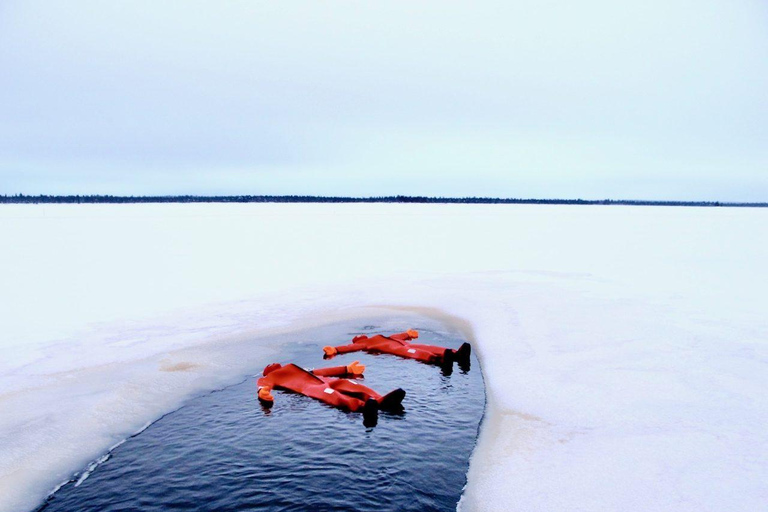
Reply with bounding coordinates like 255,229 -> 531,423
256,362 -> 405,415
323,330 -> 471,366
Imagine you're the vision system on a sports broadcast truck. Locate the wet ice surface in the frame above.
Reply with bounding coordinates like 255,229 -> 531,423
37,325 -> 484,512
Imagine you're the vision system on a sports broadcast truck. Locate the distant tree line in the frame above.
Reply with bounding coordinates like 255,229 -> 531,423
0,194 -> 765,207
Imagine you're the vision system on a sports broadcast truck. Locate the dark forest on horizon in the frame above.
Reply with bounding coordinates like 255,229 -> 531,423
1,194 -> 765,207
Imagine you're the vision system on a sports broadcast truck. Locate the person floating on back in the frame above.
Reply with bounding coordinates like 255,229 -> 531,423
257,361 -> 405,425
322,330 -> 471,368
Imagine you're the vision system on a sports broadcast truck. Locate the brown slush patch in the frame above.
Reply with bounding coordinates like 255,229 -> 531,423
160,361 -> 200,372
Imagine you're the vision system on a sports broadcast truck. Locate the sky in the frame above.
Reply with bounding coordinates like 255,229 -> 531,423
1,1 -> 766,200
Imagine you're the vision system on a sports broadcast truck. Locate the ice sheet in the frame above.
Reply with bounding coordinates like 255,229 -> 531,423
1,204 -> 766,512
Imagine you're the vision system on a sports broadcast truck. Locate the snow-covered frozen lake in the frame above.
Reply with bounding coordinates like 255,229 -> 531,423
1,203 -> 767,512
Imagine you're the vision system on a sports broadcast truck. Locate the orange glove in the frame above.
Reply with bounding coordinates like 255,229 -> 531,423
346,361 -> 365,376
323,346 -> 338,357
407,329 -> 419,339
258,386 -> 274,402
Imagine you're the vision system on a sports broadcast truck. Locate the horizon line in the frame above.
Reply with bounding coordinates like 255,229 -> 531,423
1,194 -> 766,207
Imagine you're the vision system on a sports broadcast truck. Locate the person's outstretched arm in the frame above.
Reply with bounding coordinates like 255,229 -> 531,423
311,361 -> 365,377
323,342 -> 365,357
389,329 -> 419,342
323,334 -> 373,358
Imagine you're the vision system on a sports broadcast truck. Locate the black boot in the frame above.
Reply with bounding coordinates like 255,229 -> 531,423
455,343 -> 472,365
363,398 -> 379,427
379,388 -> 406,412
440,347 -> 455,371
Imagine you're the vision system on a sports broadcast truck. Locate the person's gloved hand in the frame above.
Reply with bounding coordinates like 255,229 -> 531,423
258,386 -> 274,402
323,346 -> 338,357
407,329 -> 419,339
346,361 -> 365,376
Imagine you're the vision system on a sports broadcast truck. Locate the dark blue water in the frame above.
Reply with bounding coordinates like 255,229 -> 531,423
37,324 -> 484,512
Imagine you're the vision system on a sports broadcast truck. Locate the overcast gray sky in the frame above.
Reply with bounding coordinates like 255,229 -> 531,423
1,1 -> 766,200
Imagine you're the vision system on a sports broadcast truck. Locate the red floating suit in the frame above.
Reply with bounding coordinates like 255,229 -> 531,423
256,362 -> 405,415
323,330 -> 471,366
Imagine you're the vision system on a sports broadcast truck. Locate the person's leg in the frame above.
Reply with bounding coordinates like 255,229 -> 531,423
320,383 -> 379,425
302,382 -> 368,412
408,343 -> 447,356
329,379 -> 405,411
328,379 -> 381,401
410,342 -> 470,365
380,342 -> 442,363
